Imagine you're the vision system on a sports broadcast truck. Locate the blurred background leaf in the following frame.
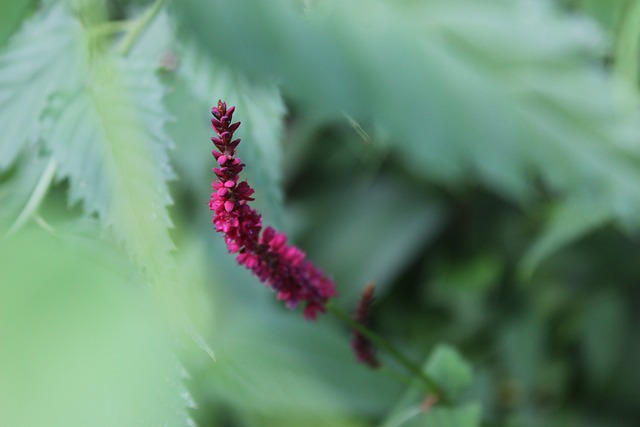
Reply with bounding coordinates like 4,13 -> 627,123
0,228 -> 193,427
0,5 -> 83,171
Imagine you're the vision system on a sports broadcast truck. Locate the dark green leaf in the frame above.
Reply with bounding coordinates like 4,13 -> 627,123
501,315 -> 546,396
520,197 -> 610,278
581,292 -> 627,389
294,176 -> 446,303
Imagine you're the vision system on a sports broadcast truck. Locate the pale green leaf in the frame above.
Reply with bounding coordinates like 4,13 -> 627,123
0,5 -> 83,171
382,345 -> 477,427
42,57 -> 175,280
425,344 -> 473,400
0,229 -> 188,427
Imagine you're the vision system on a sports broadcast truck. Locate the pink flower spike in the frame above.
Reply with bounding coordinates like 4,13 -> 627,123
208,100 -> 336,320
228,122 -> 241,132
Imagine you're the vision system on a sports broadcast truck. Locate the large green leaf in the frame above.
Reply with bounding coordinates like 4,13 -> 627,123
175,0 -> 640,263
425,344 -> 474,401
0,5 -> 83,171
0,229 -> 191,427
42,56 -> 175,280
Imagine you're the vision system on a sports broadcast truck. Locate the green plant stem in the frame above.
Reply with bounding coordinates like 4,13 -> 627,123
33,214 -> 55,234
118,0 -> 165,56
326,302 -> 448,403
6,158 -> 57,237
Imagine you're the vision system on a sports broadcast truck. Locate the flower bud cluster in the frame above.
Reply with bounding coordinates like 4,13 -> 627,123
209,100 -> 336,319
351,283 -> 380,368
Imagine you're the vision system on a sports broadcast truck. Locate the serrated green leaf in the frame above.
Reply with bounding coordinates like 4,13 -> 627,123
0,5 -> 83,171
174,35 -> 286,226
42,57 -> 175,280
425,344 -> 473,400
175,0 -> 640,235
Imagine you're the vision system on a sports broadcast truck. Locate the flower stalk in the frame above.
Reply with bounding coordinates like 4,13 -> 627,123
327,302 -> 448,403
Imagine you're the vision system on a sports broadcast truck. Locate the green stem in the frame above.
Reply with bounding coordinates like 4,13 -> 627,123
326,302 -> 448,403
118,0 -> 165,56
6,158 -> 57,237
33,214 -> 55,234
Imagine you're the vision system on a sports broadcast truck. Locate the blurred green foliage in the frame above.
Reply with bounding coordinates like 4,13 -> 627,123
1,0 -> 640,426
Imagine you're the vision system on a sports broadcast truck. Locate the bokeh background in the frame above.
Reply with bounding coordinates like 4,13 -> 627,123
2,0 -> 640,426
